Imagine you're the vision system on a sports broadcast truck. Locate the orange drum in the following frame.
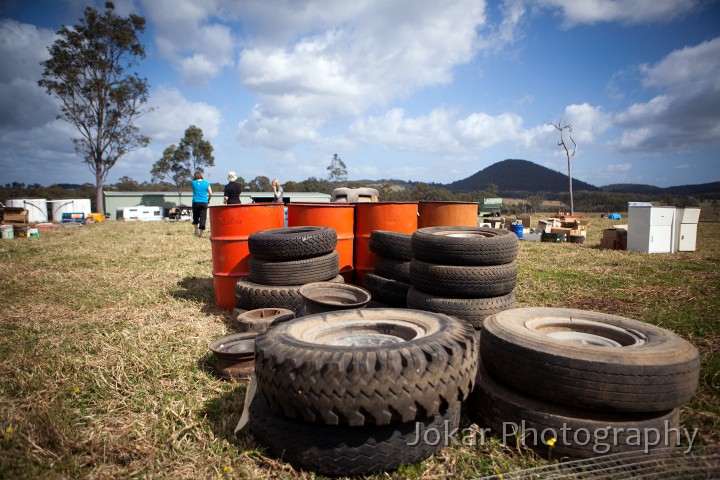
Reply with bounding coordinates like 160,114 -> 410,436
287,203 -> 355,283
209,203 -> 284,310
418,201 -> 479,228
353,202 -> 418,287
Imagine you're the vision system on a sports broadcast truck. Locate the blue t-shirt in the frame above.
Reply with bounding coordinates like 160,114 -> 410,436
192,179 -> 211,203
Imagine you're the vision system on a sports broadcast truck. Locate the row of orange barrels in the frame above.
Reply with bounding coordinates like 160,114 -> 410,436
210,201 -> 479,310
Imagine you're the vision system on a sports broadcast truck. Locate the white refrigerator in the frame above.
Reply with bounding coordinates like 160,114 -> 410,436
627,205 -> 676,253
674,208 -> 701,252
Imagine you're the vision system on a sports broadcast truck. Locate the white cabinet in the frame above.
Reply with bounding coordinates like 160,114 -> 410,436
674,208 -> 701,252
627,206 -> 675,253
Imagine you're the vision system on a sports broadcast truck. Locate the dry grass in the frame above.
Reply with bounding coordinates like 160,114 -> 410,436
0,214 -> 718,479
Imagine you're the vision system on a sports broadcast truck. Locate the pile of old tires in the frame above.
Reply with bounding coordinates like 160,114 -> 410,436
236,226 -> 343,316
468,307 -> 701,458
248,308 -> 478,475
363,230 -> 413,307
407,227 -> 519,329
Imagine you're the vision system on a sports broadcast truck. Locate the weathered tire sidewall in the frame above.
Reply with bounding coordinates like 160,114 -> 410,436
468,362 -> 681,459
411,227 -> 519,266
481,307 -> 700,412
406,287 -> 516,328
236,275 -> 344,315
248,251 -> 340,285
249,394 -> 460,475
254,308 -> 478,425
369,230 -> 413,261
410,259 -> 517,298
363,272 -> 410,308
248,226 -> 337,260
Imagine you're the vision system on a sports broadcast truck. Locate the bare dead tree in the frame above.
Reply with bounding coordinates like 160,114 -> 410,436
547,119 -> 577,215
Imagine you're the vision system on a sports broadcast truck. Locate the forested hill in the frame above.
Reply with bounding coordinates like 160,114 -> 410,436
446,159 -> 598,194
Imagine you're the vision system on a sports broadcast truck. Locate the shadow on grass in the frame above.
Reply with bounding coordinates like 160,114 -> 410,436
202,380 -> 257,448
171,276 -> 245,331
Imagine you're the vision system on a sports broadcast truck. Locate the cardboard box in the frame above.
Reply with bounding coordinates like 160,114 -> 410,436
516,214 -> 531,229
600,238 -> 617,249
570,229 -> 586,237
1,207 -> 29,224
551,227 -> 573,235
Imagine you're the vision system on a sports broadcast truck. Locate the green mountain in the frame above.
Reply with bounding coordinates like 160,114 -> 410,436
446,159 -> 598,194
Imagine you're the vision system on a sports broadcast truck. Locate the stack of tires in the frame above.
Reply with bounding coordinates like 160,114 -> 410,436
236,226 -> 343,316
468,308 -> 701,459
363,230 -> 413,307
407,227 -> 519,329
249,308 -> 479,475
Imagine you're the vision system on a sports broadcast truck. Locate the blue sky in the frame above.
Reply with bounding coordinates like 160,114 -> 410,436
1,0 -> 719,189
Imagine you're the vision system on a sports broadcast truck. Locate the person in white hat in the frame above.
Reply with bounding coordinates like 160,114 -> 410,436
224,171 -> 241,204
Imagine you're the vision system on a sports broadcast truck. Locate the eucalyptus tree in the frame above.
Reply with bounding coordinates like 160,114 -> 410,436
39,2 -> 151,213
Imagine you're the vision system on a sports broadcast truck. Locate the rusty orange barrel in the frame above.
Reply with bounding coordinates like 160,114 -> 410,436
209,203 -> 284,310
418,201 -> 479,228
287,203 -> 355,283
353,202 -> 418,287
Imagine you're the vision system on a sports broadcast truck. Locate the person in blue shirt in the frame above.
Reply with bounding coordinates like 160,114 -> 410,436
191,171 -> 212,237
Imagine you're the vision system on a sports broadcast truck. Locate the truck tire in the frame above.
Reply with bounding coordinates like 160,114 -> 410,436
236,275 -> 344,315
406,288 -> 515,329
249,226 -> 337,260
410,259 -> 517,298
364,272 -> 410,308
373,255 -> 411,283
468,361 -> 681,459
369,230 -> 413,261
249,395 -> 459,475
248,251 -> 339,286
481,308 -> 700,412
412,227 -> 518,266
254,308 -> 477,426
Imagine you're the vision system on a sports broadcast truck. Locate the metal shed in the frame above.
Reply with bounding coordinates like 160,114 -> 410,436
103,191 -> 330,218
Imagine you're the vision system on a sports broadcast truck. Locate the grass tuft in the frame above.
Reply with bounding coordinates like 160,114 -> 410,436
0,215 -> 717,478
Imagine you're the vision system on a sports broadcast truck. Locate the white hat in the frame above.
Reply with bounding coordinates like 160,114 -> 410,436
227,171 -> 237,181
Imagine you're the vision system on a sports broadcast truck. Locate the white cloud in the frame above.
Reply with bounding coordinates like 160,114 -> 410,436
233,0 -> 488,148
560,103 -> 612,144
0,20 -> 58,129
539,0 -> 701,26
140,0 -> 235,85
612,37 -> 720,152
350,107 -> 557,154
236,105 -> 321,149
139,86 -> 223,144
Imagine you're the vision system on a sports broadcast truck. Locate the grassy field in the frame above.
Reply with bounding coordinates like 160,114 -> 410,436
0,213 -> 718,479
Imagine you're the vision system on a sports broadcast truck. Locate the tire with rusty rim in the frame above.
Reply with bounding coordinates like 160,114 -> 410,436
481,308 -> 700,412
406,287 -> 515,328
467,360 -> 681,459
412,227 -> 518,265
249,226 -> 337,261
249,394 -> 460,475
254,308 -> 478,426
